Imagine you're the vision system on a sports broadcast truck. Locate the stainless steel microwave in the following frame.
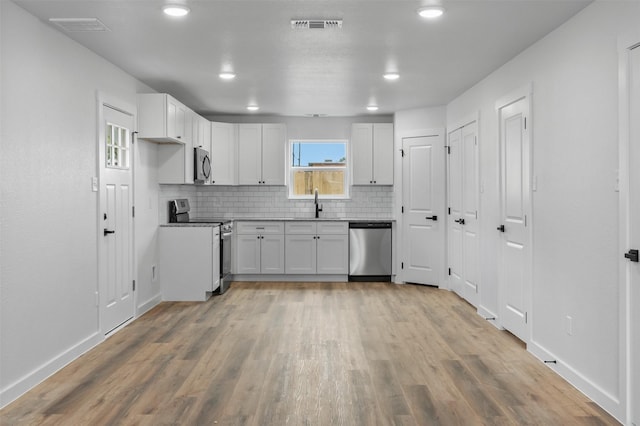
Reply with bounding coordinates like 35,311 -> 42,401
194,147 -> 211,184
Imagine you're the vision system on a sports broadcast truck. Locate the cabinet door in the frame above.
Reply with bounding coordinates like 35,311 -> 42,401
167,96 -> 187,142
373,123 -> 394,185
211,122 -> 237,185
261,123 -> 286,185
183,111 -> 195,184
285,235 -> 317,274
238,124 -> 263,185
158,144 -> 186,184
351,123 -> 374,184
236,234 -> 261,274
261,234 -> 285,274
316,234 -> 348,274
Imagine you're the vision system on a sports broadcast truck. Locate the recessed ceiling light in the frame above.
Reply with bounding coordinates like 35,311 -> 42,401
162,5 -> 190,17
383,73 -> 400,81
219,72 -> 236,80
247,105 -> 260,111
417,6 -> 445,19
367,105 -> 379,112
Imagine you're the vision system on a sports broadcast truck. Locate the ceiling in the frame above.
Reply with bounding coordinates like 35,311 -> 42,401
14,0 -> 592,117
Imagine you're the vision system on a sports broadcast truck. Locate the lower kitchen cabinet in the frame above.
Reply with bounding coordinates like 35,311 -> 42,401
284,221 -> 348,274
235,222 -> 285,274
159,226 -> 220,301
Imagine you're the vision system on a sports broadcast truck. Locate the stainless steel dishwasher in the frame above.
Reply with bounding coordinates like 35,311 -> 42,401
349,222 -> 392,281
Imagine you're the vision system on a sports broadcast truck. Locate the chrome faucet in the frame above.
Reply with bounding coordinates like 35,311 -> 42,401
314,188 -> 323,218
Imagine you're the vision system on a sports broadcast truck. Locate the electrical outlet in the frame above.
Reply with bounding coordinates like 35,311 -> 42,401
91,176 -> 98,192
566,315 -> 573,336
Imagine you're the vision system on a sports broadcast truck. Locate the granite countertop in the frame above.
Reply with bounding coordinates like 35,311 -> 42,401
232,218 -> 396,222
160,223 -> 221,228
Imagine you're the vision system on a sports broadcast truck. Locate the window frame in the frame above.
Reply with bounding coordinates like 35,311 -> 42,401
287,139 -> 350,200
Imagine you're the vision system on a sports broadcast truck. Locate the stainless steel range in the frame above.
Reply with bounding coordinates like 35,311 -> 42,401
168,199 -> 233,294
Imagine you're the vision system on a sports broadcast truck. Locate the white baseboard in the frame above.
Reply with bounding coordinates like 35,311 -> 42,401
477,305 -> 502,330
0,332 -> 103,409
528,341 -> 623,423
137,293 -> 162,316
232,274 -> 348,282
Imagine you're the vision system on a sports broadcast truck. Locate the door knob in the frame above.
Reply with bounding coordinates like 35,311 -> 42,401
425,215 -> 438,221
103,229 -> 115,236
625,249 -> 639,262
497,225 -> 505,232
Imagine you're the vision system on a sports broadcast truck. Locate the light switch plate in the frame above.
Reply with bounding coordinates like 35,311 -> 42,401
91,177 -> 98,192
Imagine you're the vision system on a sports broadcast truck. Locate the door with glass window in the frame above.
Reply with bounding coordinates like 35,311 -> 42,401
99,103 -> 135,334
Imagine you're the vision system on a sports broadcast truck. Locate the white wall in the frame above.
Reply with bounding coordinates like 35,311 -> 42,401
0,1 -> 159,406
446,1 -> 640,420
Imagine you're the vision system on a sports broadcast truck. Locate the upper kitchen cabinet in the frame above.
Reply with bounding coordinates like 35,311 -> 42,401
238,123 -> 286,185
210,122 -> 237,185
351,123 -> 394,185
138,93 -> 189,144
157,111 -> 194,184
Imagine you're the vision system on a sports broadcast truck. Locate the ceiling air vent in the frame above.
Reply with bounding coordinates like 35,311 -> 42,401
49,18 -> 110,32
291,20 -> 343,30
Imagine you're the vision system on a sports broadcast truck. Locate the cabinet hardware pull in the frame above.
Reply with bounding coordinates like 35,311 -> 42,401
425,215 -> 438,221
103,229 -> 115,236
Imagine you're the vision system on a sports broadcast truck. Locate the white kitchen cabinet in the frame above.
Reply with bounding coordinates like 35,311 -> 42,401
284,221 -> 348,274
238,123 -> 286,185
351,123 -> 394,185
235,221 -> 285,274
159,226 -> 220,301
138,93 -> 189,144
210,122 -> 237,185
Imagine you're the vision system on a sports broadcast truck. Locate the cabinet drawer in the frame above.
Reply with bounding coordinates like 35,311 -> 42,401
317,221 -> 348,235
236,221 -> 284,235
285,221 -> 316,235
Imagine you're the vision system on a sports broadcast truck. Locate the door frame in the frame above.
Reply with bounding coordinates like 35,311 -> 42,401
446,111 -> 480,295
619,35 -> 640,425
96,92 -> 138,334
495,83 -> 533,341
395,128 -> 445,285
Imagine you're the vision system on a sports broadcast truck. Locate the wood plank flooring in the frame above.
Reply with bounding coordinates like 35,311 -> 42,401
1,282 -> 620,425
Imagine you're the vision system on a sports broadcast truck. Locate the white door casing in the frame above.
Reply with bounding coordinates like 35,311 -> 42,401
401,132 -> 445,286
447,121 -> 480,306
98,101 -> 135,334
497,86 -> 532,342
622,42 -> 640,426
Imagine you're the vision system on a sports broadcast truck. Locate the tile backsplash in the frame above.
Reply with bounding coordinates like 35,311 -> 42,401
159,185 -> 394,222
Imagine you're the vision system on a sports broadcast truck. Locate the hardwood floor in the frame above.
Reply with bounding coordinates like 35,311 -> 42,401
1,282 -> 619,425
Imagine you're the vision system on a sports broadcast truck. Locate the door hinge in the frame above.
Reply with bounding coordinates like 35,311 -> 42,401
401,262 -> 404,269
524,117 -> 527,130
132,206 -> 135,218
446,146 -> 451,154
132,280 -> 136,291
525,312 -> 528,324
448,268 -> 451,276
131,131 -> 138,143
524,215 -> 527,227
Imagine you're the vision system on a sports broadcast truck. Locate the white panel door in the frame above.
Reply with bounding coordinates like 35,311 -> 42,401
99,104 -> 135,334
238,123 -> 263,185
628,44 -> 640,426
210,122 -> 237,185
498,96 -> 531,342
262,123 -> 286,185
352,123 -> 374,184
236,234 -> 261,274
461,123 -> 480,306
402,134 -> 445,286
447,128 -> 464,295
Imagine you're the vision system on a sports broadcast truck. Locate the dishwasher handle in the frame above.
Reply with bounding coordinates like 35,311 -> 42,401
349,222 -> 392,229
